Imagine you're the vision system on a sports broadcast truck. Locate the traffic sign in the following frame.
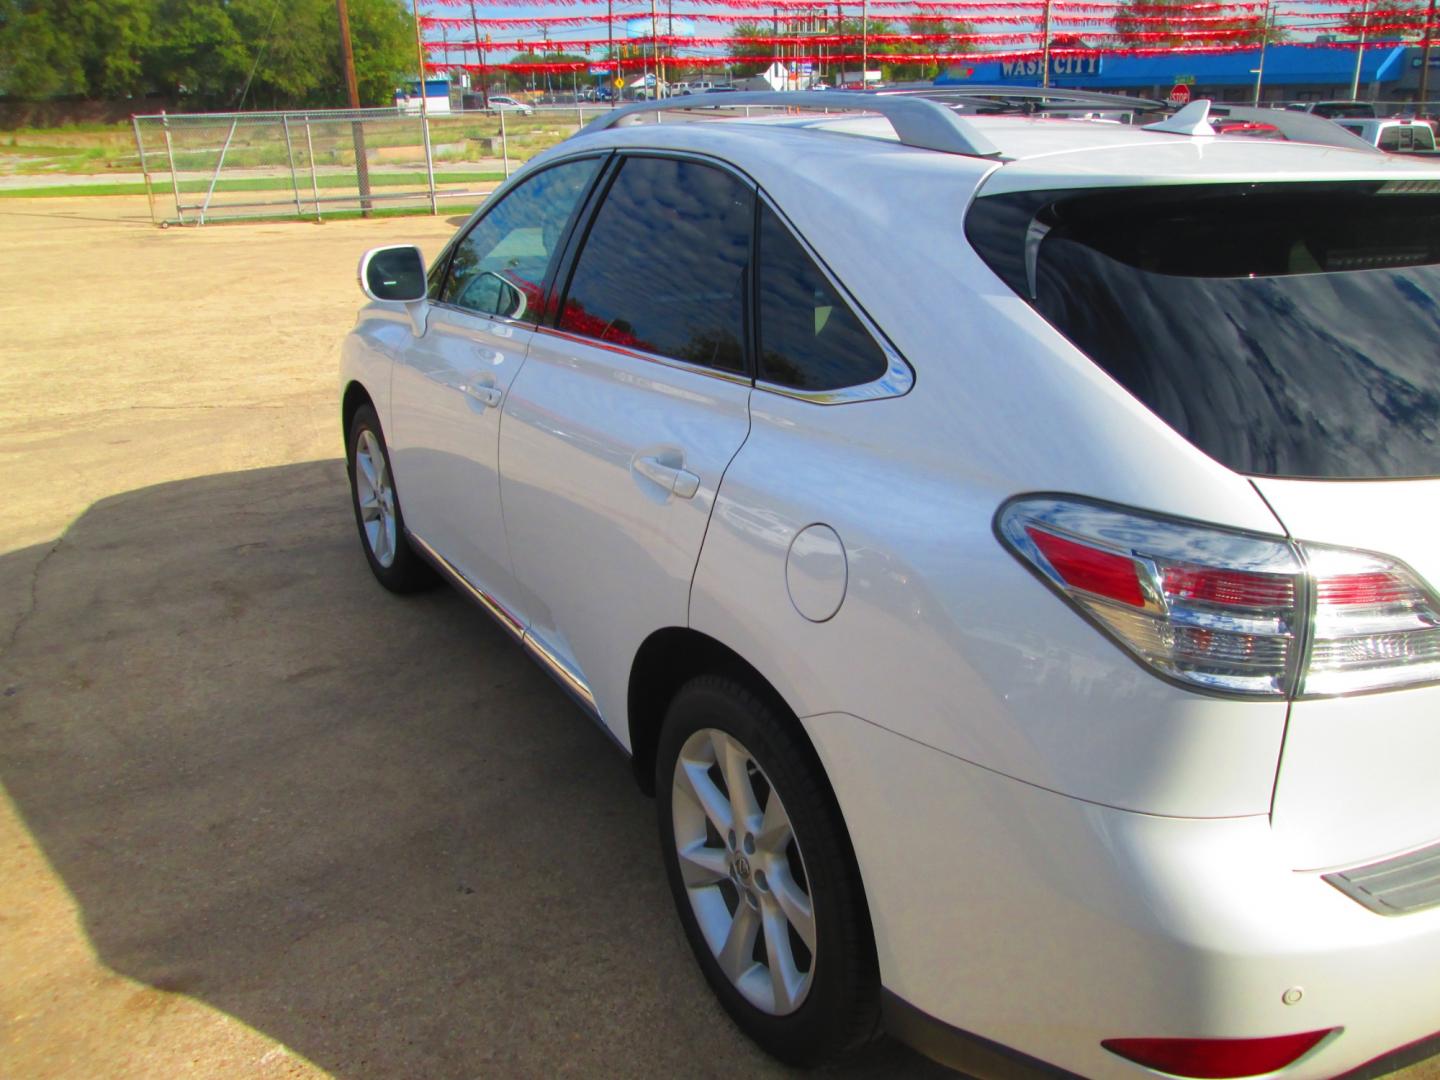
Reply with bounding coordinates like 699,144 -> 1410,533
1167,83 -> 1192,106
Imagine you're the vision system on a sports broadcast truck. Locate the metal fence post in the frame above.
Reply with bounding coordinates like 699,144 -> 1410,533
198,115 -> 240,226
281,115 -> 303,220
160,111 -> 185,226
131,115 -> 157,226
304,117 -> 322,221
499,108 -> 510,179
422,112 -> 438,215
350,112 -> 373,218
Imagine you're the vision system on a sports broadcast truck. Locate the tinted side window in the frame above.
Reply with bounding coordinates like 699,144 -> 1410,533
442,156 -> 602,322
560,156 -> 751,373
1379,126 -> 1401,151
756,203 -> 887,391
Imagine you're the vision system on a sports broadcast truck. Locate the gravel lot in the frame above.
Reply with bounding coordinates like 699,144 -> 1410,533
0,197 -> 1435,1080
0,197 -> 950,1080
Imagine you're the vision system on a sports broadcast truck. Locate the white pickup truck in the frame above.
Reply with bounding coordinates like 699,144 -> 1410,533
1335,116 -> 1440,154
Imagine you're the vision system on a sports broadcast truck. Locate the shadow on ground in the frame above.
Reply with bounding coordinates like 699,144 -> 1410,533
0,460 -> 953,1079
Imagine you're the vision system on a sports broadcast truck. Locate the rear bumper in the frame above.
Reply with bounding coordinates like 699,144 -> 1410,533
802,711 -> 1440,1079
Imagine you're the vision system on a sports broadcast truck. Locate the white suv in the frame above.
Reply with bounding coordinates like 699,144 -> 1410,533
341,91 -> 1440,1078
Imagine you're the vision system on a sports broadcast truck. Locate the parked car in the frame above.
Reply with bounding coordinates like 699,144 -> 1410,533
1336,116 -> 1440,154
487,94 -> 533,115
342,93 -> 1440,1078
1285,99 -> 1381,120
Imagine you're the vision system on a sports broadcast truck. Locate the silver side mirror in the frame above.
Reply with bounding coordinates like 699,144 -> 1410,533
359,245 -> 426,303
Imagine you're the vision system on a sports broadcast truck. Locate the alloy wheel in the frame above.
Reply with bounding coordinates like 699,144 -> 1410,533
671,728 -> 817,1015
354,429 -> 397,568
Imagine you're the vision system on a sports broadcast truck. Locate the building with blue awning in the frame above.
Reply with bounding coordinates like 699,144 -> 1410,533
936,44 -> 1418,104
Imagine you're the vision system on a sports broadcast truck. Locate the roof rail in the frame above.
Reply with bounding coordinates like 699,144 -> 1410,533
876,84 -> 1167,115
1144,99 -> 1383,154
575,91 -> 1004,160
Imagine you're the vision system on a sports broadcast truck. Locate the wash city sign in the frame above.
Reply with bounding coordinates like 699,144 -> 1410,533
1000,56 -> 1104,79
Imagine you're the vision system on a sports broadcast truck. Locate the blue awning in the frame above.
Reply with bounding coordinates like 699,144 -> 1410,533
936,44 -> 1407,89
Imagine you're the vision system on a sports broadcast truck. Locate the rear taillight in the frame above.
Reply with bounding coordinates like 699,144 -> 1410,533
999,497 -> 1440,698
1102,1029 -> 1337,1077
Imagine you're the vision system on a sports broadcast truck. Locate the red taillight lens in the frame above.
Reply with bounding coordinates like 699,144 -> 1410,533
1000,496 -> 1440,698
1027,527 -> 1146,608
1000,499 -> 1302,696
1102,1029 -> 1337,1078
1161,566 -> 1296,609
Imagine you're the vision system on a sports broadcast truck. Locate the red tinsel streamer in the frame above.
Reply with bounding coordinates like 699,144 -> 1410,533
429,40 -> 1388,74
422,9 -> 1284,26
425,27 -> 1270,51
431,0 -> 1269,8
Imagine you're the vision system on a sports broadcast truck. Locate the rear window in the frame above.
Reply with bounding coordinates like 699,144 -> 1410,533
966,182 -> 1440,479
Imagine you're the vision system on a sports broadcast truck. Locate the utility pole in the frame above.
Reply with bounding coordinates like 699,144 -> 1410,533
470,0 -> 489,108
1252,0 -> 1274,106
1421,0 -> 1438,115
335,0 -> 373,216
1349,0 -> 1371,101
412,0 -> 436,214
862,0 -> 869,86
651,0 -> 664,98
1040,0 -> 1053,88
608,0 -> 617,108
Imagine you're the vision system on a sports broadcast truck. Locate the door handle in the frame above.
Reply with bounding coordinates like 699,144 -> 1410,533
459,383 -> 504,409
633,454 -> 700,499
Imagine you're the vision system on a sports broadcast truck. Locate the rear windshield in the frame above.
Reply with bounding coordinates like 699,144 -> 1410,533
967,182 -> 1440,479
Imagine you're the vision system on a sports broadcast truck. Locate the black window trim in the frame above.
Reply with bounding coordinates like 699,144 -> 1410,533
430,149 -> 613,328
540,148 -> 758,386
751,189 -> 915,405
540,146 -> 914,403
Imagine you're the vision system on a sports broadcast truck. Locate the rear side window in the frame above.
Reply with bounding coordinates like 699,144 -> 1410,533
1380,126 -> 1402,151
756,203 -> 887,391
967,182 -> 1440,479
559,156 -> 752,373
442,156 -> 602,322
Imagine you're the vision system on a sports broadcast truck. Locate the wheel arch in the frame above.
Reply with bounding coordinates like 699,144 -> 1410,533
342,379 -> 374,439
628,626 -> 814,797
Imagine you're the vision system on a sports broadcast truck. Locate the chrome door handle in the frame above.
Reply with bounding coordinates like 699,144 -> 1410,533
633,455 -> 700,499
460,383 -> 504,409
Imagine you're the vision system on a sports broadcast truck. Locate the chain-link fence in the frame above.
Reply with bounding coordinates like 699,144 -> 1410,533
131,104 -> 613,227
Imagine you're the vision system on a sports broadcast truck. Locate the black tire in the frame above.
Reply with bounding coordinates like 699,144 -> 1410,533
656,675 -> 881,1067
346,403 -> 436,594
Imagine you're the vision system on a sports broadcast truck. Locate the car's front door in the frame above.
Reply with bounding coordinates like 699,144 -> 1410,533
498,154 -> 756,735
388,155 -> 605,617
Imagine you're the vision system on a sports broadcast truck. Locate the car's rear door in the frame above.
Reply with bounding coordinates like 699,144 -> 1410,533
497,153 -> 755,736
387,154 -> 605,615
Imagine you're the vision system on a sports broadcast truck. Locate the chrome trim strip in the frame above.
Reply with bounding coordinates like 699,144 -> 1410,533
522,630 -> 598,714
429,299 -> 533,331
1323,837 -> 1440,916
751,190 -> 916,405
532,324 -> 753,387
407,532 -> 525,641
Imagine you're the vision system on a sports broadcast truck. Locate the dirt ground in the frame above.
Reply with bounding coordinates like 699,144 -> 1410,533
0,197 -> 1435,1080
0,197 -> 953,1080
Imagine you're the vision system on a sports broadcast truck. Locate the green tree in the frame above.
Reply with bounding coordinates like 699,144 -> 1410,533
0,0 -> 412,106
727,23 -> 773,78
1113,0 -> 1281,48
0,0 -> 153,97
499,51 -> 589,93
884,18 -> 974,82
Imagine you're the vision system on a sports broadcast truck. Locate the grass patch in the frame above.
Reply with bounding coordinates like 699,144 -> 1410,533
0,170 -> 503,199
